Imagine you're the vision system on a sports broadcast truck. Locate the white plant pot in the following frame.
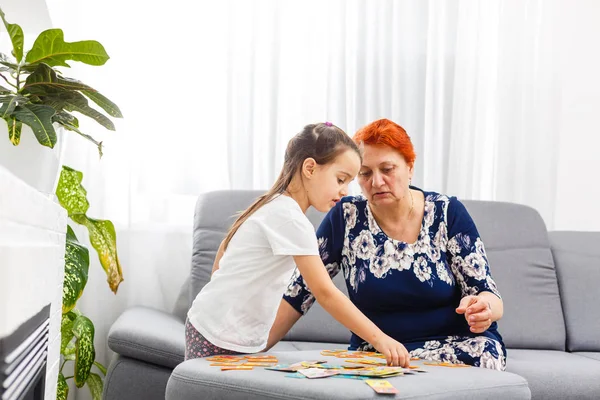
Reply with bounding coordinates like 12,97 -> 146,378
0,123 -> 66,198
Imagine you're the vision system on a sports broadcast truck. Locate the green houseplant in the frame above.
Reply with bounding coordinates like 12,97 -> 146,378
0,8 -> 121,155
1,8 -> 124,399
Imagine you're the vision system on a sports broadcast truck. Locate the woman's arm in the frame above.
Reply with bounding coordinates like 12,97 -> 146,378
447,197 -> 504,332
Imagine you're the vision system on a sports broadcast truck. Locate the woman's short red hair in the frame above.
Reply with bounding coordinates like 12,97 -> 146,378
353,119 -> 416,167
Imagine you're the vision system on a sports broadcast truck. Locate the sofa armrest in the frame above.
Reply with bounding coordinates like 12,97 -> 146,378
108,306 -> 185,369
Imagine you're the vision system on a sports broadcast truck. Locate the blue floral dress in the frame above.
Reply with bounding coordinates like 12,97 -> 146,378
283,188 -> 506,370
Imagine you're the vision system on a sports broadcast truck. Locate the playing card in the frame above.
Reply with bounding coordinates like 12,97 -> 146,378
345,359 -> 387,366
210,362 -> 241,366
337,353 -> 363,358
365,380 -> 399,394
220,366 -> 253,371
285,372 -> 306,379
298,368 -> 340,379
242,362 -> 275,367
265,364 -> 301,372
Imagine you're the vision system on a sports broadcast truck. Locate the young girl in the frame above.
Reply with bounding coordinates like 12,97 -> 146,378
186,122 -> 410,367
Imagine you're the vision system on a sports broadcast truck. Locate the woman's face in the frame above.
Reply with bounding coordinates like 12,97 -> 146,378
357,144 -> 413,206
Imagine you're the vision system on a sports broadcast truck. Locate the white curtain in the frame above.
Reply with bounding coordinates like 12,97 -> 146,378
39,1 -> 561,398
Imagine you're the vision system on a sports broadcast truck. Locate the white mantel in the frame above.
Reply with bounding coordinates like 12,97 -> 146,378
0,165 -> 67,400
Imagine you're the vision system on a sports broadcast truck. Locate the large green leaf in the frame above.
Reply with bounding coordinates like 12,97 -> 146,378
72,315 -> 95,388
62,225 -> 90,313
22,63 -> 95,94
60,310 -> 78,353
25,29 -> 109,67
12,104 -> 56,147
42,91 -> 115,131
3,116 -> 22,145
81,90 -> 123,118
72,215 -> 123,293
56,166 -> 123,293
57,373 -> 69,400
56,166 -> 90,215
0,8 -> 24,62
86,372 -> 103,400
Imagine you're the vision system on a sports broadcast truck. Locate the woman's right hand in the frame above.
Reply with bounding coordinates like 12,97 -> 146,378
372,334 -> 410,367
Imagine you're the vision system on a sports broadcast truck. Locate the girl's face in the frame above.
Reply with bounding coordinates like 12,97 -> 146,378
304,148 -> 361,212
357,144 -> 413,207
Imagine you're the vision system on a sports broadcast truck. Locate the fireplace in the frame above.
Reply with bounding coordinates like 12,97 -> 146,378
1,305 -> 50,400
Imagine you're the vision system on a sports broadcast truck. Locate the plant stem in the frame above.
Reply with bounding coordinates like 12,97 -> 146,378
64,376 -> 74,380
60,359 -> 68,372
0,72 -> 17,89
15,65 -> 20,91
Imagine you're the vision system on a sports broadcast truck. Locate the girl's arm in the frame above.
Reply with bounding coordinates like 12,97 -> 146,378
263,300 -> 302,351
294,255 -> 410,367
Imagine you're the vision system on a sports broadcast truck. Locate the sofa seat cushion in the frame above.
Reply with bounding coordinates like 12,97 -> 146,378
505,349 -> 600,399
574,352 -> 600,362
108,306 -> 185,368
166,350 -> 530,400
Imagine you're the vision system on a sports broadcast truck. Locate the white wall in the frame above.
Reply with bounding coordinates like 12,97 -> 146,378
553,0 -> 600,231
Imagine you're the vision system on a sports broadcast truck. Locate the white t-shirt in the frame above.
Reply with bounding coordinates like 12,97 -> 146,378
187,195 -> 319,353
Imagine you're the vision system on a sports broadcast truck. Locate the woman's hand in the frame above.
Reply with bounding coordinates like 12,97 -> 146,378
456,295 -> 493,333
371,334 -> 410,367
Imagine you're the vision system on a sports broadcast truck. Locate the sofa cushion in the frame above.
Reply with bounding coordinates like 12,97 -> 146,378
549,231 -> 600,352
166,350 -> 530,400
505,349 -> 600,399
191,191 -> 270,302
574,352 -> 600,362
462,201 -> 566,350
107,306 -> 185,368
104,355 -> 173,400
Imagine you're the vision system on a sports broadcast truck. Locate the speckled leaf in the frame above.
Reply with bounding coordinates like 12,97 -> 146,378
62,225 -> 89,313
86,372 -> 103,400
72,315 -> 95,388
60,310 -> 77,353
72,215 -> 123,293
56,373 -> 69,400
56,166 -> 90,216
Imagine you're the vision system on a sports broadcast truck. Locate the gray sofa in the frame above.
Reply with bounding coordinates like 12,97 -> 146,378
103,190 -> 600,399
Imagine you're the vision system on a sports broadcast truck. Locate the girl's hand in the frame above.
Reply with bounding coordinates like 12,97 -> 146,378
372,334 -> 410,367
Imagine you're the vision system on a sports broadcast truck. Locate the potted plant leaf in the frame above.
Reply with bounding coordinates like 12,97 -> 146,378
0,7 -> 122,193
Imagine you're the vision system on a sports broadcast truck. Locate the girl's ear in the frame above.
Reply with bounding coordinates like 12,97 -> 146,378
302,158 -> 317,178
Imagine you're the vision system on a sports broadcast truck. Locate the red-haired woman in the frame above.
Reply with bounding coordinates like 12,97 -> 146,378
273,119 -> 506,370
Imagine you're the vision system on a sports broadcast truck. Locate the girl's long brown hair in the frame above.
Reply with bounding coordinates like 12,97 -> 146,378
222,122 -> 360,249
